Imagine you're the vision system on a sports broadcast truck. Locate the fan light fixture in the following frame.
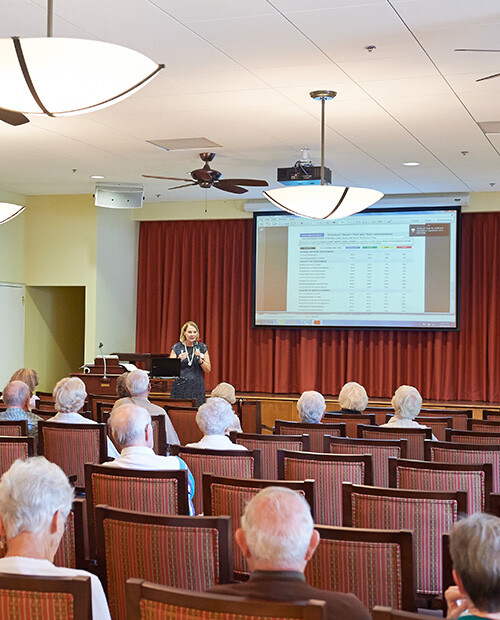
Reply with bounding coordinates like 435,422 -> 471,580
0,203 -> 25,225
264,90 -> 383,219
0,0 -> 164,125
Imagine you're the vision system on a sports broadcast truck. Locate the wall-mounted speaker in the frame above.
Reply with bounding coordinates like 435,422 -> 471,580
94,183 -> 144,209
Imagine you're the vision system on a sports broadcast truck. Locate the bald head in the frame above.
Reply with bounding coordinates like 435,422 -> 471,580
238,487 -> 318,572
108,404 -> 152,449
3,381 -> 30,409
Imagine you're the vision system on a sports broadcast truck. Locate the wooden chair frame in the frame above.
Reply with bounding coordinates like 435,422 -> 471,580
56,496 -> 86,570
163,406 -> 202,447
274,420 -> 346,452
238,399 -> 262,434
467,418 -> 500,432
490,493 -> 500,516
445,428 -> 500,444
0,573 -> 91,620
357,425 -> 432,460
95,401 -> 114,424
372,607 -> 424,620
85,464 -> 189,558
323,411 -> 376,434
0,419 -> 29,436
0,435 -> 34,458
388,457 -> 493,513
483,410 -> 500,421
126,579 -> 327,620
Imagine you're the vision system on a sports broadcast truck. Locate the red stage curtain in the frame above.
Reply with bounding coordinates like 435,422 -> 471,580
136,213 -> 500,402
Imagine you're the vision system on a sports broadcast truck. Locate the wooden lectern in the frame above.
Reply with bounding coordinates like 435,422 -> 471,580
71,357 -> 123,396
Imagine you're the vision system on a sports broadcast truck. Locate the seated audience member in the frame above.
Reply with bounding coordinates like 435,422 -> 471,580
207,486 -> 371,619
47,377 -> 119,458
115,372 -> 130,399
1,381 -> 42,441
297,390 -> 325,424
445,513 -> 500,619
186,398 -> 248,450
112,369 -> 179,445
9,368 -> 39,410
0,457 -> 111,620
382,384 -> 437,440
210,382 -> 242,433
338,381 -> 369,414
103,404 -> 194,514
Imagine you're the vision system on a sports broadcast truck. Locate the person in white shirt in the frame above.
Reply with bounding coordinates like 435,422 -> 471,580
112,369 -> 180,445
0,457 -> 111,620
102,404 -> 195,514
382,385 -> 437,440
46,376 -> 120,459
186,397 -> 248,451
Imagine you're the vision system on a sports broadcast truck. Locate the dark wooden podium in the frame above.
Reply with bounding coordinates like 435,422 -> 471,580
71,357 -> 123,396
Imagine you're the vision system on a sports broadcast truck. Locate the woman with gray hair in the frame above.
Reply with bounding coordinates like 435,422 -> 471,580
381,385 -> 437,439
186,397 -> 247,450
210,382 -> 242,433
297,390 -> 325,424
47,376 -> 120,458
338,381 -> 368,414
0,457 -> 111,619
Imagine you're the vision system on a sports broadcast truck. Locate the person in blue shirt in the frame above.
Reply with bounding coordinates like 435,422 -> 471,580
1,380 -> 42,441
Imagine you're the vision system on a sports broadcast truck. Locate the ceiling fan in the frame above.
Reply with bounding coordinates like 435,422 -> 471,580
143,152 -> 269,194
455,48 -> 500,82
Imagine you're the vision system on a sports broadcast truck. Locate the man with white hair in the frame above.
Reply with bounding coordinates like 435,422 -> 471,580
445,513 -> 500,619
112,368 -> 180,445
103,404 -> 195,513
186,397 -> 247,450
297,390 -> 325,424
207,487 -> 370,619
0,457 -> 111,619
382,384 -> 437,439
1,380 -> 42,440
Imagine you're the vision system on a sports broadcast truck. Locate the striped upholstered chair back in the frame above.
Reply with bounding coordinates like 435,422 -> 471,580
425,440 -> 500,493
0,419 -> 28,436
125,580 -> 327,620
446,428 -> 500,446
364,407 -> 395,425
39,421 -> 107,490
95,505 -> 233,620
388,457 -> 493,514
323,412 -> 376,438
305,525 -> 416,613
85,464 -> 189,558
419,409 -> 472,431
343,483 -> 466,600
467,418 -> 500,434
203,474 -> 315,580
230,432 -> 310,479
163,406 -> 203,446
274,420 -> 346,453
324,436 -> 408,487
277,450 -> 372,526
483,410 -> 500,422
413,416 -> 452,441
0,574 -> 91,620
0,436 -> 34,476
171,446 -> 262,514
357,425 -> 431,460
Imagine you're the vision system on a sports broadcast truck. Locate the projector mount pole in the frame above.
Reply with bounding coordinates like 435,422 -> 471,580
47,0 -> 53,37
309,90 -> 337,186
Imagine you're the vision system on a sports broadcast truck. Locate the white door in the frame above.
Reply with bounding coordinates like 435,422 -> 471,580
0,283 -> 25,388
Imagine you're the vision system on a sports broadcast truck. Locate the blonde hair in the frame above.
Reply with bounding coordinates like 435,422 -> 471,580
211,382 -> 236,405
180,321 -> 200,343
9,368 -> 39,395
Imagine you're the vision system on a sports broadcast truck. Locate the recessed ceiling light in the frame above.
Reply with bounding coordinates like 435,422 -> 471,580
91,175 -> 105,179
402,162 -> 420,166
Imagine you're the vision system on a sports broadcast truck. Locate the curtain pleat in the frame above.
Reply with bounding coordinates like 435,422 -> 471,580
136,213 -> 500,402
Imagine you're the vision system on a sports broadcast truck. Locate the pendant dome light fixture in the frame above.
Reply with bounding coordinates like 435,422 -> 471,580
264,90 -> 383,219
0,203 -> 25,225
0,0 -> 164,126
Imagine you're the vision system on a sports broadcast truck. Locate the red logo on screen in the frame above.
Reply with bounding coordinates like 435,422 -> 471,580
314,320 -> 321,325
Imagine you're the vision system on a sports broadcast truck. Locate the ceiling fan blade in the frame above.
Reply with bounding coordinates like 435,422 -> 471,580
143,174 -> 192,181
455,48 -> 500,52
476,72 -> 500,82
213,180 -> 248,194
221,178 -> 269,187
192,170 -> 213,182
0,108 -> 29,126
168,183 -> 198,190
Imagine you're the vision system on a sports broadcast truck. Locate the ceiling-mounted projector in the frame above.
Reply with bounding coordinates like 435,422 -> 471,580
94,182 -> 144,209
277,148 -> 331,185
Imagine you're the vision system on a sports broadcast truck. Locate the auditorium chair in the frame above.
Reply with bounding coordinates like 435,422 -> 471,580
381,415 -> 453,441
88,394 -> 116,419
238,399 -> 262,434
425,440 -> 500,493
0,419 -> 28,436
150,396 -> 197,408
0,436 -> 34,476
490,493 -> 500,516
483,410 -> 500,422
0,574 -> 91,619
274,420 -> 346,452
324,436 -> 408,487
126,580 -> 327,620
277,450 -> 372,526
467,418 -> 500,433
372,608 -> 424,620
85,464 -> 190,558
230,432 -> 310,479
363,406 -> 395,425
170,446 -> 262,514
95,400 -> 114,423
446,428 -> 500,445
95,505 -> 232,620
322,411 -> 376,437
418,409 -> 471,431
342,483 -> 466,606
38,421 -> 108,491
388,457 -> 493,514
358,425 -> 432,460
304,525 -> 417,612
32,408 -> 60,420
36,399 -> 58,411
203,474 -> 315,580
163,406 -> 202,446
